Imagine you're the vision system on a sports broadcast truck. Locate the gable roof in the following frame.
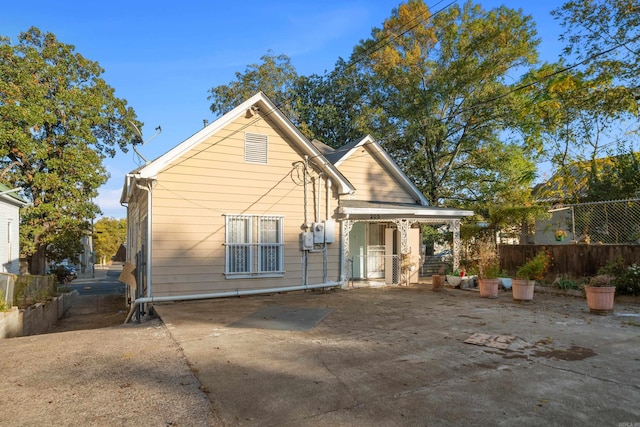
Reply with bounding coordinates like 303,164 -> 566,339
320,135 -> 430,206
131,92 -> 354,195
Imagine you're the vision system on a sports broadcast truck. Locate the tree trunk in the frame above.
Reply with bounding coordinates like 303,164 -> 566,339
29,245 -> 48,275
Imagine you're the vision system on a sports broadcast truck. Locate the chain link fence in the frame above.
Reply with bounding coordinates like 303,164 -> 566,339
571,199 -> 640,244
498,198 -> 640,245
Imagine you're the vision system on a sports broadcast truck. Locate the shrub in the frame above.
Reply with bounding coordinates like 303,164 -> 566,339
612,264 -> 640,296
553,276 -> 582,291
589,274 -> 614,287
516,251 -> 549,281
598,258 -> 640,296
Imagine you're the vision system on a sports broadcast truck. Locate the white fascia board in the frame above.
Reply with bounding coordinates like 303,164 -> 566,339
137,93 -> 267,180
340,206 -> 475,217
0,195 -> 27,208
135,92 -> 354,195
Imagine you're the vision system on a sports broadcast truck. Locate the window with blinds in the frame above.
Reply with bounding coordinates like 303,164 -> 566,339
244,133 -> 268,164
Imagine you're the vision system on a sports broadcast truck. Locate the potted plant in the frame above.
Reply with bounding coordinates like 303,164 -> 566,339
432,265 -> 446,292
554,228 -> 568,242
476,238 -> 500,298
584,274 -> 616,314
445,268 -> 464,288
513,251 -> 549,301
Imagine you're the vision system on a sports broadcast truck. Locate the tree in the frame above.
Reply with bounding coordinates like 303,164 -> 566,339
351,0 -> 540,207
514,1 -> 640,203
0,28 -> 139,274
207,51 -> 299,120
516,63 -> 629,202
94,218 -> 127,265
552,0 -> 640,100
291,58 -> 373,146
588,143 -> 640,201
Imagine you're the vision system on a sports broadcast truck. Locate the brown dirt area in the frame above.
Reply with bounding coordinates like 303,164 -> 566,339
53,293 -> 128,332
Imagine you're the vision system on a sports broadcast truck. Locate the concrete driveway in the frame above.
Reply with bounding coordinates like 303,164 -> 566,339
154,285 -> 640,426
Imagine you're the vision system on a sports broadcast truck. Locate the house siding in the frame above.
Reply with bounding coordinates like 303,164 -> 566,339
337,146 -> 417,204
149,113 -> 341,297
0,201 -> 20,274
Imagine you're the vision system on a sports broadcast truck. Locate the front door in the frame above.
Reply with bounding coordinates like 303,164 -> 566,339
348,223 -> 387,280
367,224 -> 386,279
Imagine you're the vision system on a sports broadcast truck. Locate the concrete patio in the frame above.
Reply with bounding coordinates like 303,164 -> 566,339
154,284 -> 640,426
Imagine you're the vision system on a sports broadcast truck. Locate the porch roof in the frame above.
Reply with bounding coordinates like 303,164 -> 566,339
338,200 -> 474,220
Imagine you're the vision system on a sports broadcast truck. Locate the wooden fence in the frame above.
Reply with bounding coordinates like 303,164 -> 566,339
499,244 -> 640,280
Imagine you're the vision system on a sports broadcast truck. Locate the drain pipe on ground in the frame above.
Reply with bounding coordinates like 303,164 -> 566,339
124,281 -> 342,324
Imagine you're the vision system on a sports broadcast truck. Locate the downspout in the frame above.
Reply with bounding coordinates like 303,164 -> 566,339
124,282 -> 341,323
135,180 -> 153,298
304,155 -> 309,287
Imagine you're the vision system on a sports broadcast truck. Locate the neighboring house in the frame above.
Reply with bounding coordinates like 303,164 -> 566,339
120,92 -> 473,310
0,183 -> 27,274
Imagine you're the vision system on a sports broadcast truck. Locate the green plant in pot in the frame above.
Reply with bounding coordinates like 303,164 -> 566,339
513,251 -> 549,301
584,274 -> 616,315
445,267 -> 465,288
476,238 -> 500,298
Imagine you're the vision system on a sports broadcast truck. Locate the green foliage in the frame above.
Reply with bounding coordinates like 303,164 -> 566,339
598,258 -> 640,295
519,0 -> 640,190
587,145 -> 640,201
516,251 -> 550,281
291,58 -> 372,146
475,237 -> 501,279
421,225 -> 445,246
553,276 -> 582,291
207,51 -> 299,120
94,217 -> 126,264
553,0 -> 640,95
613,264 -> 640,296
353,1 -> 540,207
14,274 -> 58,308
0,295 -> 8,311
0,27 -> 139,273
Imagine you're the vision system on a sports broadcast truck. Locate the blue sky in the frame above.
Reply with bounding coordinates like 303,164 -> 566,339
1,1 -> 566,219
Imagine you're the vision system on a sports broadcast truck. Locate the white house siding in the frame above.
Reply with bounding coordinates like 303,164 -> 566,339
0,201 -> 20,274
150,113 -> 341,297
337,146 -> 417,203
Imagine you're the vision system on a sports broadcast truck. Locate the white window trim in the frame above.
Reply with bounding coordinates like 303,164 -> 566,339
224,214 -> 284,278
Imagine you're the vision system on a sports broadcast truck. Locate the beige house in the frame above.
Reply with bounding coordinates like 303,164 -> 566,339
120,92 -> 472,312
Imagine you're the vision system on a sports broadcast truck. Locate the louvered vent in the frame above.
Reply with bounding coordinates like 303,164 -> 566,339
244,133 -> 268,164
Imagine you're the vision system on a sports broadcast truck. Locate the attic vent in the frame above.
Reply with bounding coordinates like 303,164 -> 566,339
244,133 -> 268,164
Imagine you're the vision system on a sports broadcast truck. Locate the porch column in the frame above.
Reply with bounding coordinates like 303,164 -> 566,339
392,219 -> 416,254
451,219 -> 461,270
341,220 -> 354,284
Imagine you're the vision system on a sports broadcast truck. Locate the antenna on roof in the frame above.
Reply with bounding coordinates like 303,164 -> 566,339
128,121 -> 162,165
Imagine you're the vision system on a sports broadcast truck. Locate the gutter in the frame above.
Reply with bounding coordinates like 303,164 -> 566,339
124,281 -> 342,323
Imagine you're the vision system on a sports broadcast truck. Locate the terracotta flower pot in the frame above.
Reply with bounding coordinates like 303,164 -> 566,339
478,278 -> 499,298
512,279 -> 535,301
585,286 -> 615,315
432,275 -> 445,291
